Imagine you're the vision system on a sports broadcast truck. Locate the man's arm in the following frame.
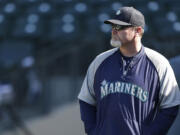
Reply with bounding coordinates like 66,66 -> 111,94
79,100 -> 96,135
143,105 -> 179,135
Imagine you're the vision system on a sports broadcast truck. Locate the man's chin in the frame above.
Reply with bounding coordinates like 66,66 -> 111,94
110,39 -> 122,48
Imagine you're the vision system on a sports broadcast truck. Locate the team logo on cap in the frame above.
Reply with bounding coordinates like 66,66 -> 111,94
116,10 -> 121,15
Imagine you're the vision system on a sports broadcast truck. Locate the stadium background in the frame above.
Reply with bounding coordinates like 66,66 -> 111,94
0,0 -> 180,135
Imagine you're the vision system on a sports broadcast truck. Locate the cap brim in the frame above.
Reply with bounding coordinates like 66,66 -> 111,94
104,19 -> 132,26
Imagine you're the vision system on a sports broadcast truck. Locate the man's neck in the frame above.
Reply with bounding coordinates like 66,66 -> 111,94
119,41 -> 142,57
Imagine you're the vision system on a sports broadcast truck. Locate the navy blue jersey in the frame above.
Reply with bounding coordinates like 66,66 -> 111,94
78,46 -> 180,135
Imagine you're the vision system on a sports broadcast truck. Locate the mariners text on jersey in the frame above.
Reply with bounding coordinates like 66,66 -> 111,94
100,80 -> 149,102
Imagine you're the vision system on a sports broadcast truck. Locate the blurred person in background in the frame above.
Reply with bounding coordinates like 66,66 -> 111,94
21,56 -> 42,105
78,7 -> 180,135
0,83 -> 33,135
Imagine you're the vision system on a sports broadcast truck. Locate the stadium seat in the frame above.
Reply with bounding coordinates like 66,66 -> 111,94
48,15 -> 80,42
12,15 -> 44,38
111,2 -> 123,12
0,14 -> 9,37
0,40 -> 33,67
153,17 -> 174,37
74,2 -> 90,16
83,16 -> 101,39
0,2 -> 20,18
24,2 -> 55,19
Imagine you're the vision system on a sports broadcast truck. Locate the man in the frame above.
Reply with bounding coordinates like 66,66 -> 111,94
78,7 -> 180,135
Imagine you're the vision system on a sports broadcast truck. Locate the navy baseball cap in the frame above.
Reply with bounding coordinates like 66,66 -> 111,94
104,7 -> 145,28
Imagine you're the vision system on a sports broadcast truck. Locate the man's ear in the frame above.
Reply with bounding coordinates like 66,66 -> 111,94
135,27 -> 142,37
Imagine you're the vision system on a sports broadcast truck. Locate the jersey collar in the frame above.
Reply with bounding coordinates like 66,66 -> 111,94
117,45 -> 145,65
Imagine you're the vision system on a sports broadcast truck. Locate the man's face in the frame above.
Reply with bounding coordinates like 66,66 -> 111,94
111,24 -> 136,47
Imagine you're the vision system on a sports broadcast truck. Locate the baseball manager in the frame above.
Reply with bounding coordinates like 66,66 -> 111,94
78,7 -> 180,135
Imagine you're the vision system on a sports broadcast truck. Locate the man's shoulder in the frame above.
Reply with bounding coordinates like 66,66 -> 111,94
88,48 -> 118,70
95,48 -> 118,60
144,47 -> 170,70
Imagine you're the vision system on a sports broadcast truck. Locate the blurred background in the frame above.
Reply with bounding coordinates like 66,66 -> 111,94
0,0 -> 179,135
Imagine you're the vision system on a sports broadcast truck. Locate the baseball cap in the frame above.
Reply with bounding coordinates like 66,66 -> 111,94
104,7 -> 145,28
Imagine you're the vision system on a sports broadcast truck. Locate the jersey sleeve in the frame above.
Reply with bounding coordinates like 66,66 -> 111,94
78,48 -> 118,106
78,60 -> 96,106
145,47 -> 180,109
159,62 -> 180,109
